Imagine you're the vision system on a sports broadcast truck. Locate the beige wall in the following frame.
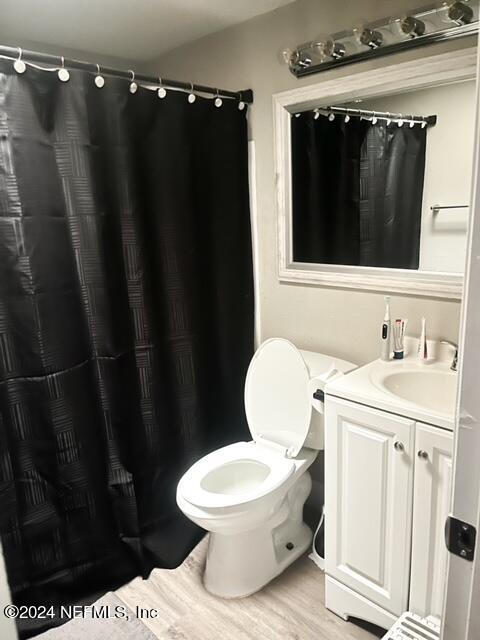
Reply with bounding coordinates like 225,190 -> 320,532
147,0 -> 470,366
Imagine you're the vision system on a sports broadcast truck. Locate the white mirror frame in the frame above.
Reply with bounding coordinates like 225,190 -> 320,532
274,47 -> 477,300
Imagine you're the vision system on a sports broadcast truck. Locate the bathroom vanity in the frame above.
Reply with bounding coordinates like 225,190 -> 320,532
324,343 -> 456,629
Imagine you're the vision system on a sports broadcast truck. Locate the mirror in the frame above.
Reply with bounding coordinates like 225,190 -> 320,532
274,47 -> 478,298
291,79 -> 475,274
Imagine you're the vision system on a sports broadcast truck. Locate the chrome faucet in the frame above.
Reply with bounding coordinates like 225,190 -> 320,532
441,340 -> 458,372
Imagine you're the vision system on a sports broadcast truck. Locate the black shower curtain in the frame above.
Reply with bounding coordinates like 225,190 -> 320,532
291,112 -> 426,269
0,62 -> 253,637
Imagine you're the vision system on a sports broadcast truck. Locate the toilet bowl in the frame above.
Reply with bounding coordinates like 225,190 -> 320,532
176,338 -> 356,598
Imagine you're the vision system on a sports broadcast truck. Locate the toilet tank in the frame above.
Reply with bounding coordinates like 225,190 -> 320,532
299,349 -> 357,451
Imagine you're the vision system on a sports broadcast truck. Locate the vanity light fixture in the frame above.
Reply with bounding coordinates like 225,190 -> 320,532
282,1 -> 478,78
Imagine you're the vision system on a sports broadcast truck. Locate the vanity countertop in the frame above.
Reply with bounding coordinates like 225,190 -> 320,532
325,343 -> 457,431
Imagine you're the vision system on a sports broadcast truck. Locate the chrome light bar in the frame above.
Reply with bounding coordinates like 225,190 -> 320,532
282,2 -> 478,78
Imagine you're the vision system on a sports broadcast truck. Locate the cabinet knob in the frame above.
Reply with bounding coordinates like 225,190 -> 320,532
418,450 -> 429,460
394,441 -> 405,452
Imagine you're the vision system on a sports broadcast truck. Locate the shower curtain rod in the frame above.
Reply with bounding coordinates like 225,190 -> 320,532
0,44 -> 254,103
325,105 -> 437,125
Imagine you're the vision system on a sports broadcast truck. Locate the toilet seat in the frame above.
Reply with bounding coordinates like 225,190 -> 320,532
178,339 -> 316,512
244,338 -> 312,458
178,442 -> 295,510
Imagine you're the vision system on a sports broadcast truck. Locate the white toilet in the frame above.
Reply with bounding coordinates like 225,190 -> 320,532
176,338 -> 356,598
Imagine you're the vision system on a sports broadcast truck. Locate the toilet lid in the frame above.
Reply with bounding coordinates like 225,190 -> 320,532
244,338 -> 312,457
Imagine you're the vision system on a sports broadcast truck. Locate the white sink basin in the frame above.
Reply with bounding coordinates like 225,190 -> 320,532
374,368 -> 457,416
325,339 -> 458,429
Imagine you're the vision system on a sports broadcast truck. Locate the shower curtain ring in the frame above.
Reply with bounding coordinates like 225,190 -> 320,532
129,69 -> 138,94
95,63 -> 105,88
13,47 -> 26,74
58,55 -> 70,82
157,76 -> 167,99
238,91 -> 245,111
214,88 -> 222,108
188,82 -> 196,104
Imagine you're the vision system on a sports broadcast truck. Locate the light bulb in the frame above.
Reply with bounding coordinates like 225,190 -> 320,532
447,1 -> 474,25
437,1 -> 474,25
312,36 -> 347,61
399,16 -> 426,37
279,47 -> 309,71
354,25 -> 383,49
312,35 -> 330,62
281,47 -> 296,65
323,39 -> 347,59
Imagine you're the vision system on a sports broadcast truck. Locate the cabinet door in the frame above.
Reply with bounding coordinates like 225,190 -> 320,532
409,422 -> 453,619
325,396 -> 415,616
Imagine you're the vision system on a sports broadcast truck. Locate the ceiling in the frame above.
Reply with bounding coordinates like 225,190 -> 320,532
0,0 -> 294,62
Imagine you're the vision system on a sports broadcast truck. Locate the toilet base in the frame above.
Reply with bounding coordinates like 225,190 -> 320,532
203,472 -> 312,598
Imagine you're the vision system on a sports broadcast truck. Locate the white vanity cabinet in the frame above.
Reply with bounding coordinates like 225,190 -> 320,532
409,422 -> 453,620
325,397 -> 415,620
325,396 -> 453,629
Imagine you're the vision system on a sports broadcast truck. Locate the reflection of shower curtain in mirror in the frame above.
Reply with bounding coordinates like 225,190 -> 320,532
291,113 -> 427,269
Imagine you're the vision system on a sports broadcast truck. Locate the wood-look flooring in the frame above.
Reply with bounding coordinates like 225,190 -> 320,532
116,537 -> 384,640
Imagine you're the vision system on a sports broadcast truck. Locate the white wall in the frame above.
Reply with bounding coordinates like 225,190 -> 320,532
0,544 -> 17,639
147,0 -> 468,366
360,80 -> 476,273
